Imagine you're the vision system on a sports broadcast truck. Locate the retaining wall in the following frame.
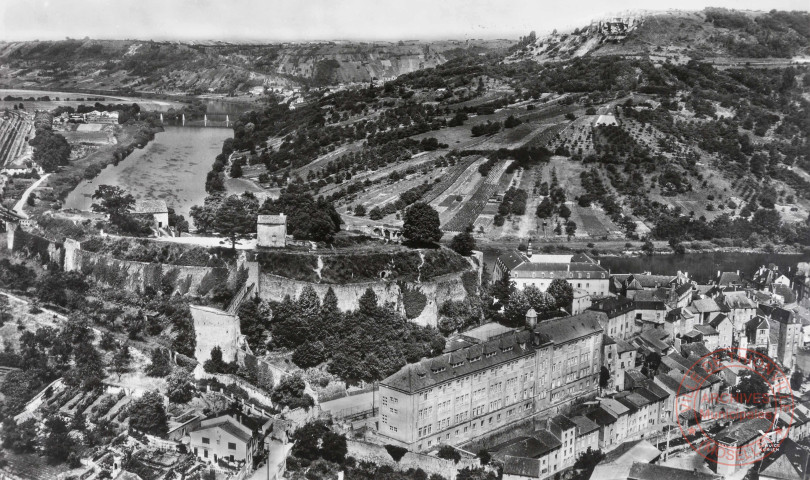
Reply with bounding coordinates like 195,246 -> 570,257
346,440 -> 478,480
256,271 -> 472,327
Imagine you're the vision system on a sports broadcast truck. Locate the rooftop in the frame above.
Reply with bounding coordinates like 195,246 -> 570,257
133,199 -> 168,214
601,439 -> 661,465
714,417 -> 773,446
257,214 -> 286,225
628,463 -> 719,480
589,297 -> 635,318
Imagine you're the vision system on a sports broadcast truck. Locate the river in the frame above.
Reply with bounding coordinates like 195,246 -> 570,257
63,126 -> 233,220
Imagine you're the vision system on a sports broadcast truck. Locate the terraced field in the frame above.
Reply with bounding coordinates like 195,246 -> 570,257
0,111 -> 33,167
444,160 -> 510,232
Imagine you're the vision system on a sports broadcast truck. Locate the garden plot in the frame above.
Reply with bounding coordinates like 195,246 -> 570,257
431,157 -> 488,224
444,160 -> 510,232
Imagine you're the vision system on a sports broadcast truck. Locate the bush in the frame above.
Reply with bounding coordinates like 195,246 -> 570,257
385,444 -> 408,462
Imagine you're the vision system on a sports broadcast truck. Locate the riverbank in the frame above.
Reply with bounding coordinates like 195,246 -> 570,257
24,120 -> 163,217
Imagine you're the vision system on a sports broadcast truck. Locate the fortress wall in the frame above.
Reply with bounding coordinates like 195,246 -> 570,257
7,225 -> 64,266
191,305 -> 241,363
256,270 -> 472,327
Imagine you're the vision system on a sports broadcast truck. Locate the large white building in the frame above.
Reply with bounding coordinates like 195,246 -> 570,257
494,250 -> 610,298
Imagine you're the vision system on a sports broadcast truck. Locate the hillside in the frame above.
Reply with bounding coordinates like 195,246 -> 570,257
0,38 -> 513,94
205,8 -> 810,251
506,9 -> 810,64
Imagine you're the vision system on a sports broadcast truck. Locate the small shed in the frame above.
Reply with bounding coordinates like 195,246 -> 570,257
257,214 -> 287,248
133,200 -> 169,228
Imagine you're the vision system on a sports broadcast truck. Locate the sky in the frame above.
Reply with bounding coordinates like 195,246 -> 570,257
1,0 -> 808,43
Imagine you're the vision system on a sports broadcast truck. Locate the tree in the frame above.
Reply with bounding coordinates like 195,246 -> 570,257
291,420 -> 347,463
213,194 -> 258,249
358,287 -> 379,315
91,185 -> 134,220
642,238 -> 655,256
230,161 -> 243,178
71,339 -> 105,391
733,372 -> 770,405
146,347 -> 172,377
669,237 -> 686,254
751,209 -> 782,235
129,391 -> 168,436
547,278 -> 574,311
790,370 -> 803,391
238,297 -> 271,354
166,369 -> 194,404
271,373 -> 315,411
99,330 -> 116,351
1,418 -> 37,452
292,341 -> 327,368
0,295 -> 10,326
450,231 -> 476,256
112,342 -> 131,380
565,221 -> 577,240
478,449 -> 491,465
504,115 -> 522,128
403,202 -> 442,244
203,346 -> 237,374
438,445 -> 461,463
368,206 -> 383,220
536,197 -> 554,219
43,415 -> 74,462
354,204 -> 366,217
572,448 -> 605,480
558,204 -> 571,220
599,366 -> 611,389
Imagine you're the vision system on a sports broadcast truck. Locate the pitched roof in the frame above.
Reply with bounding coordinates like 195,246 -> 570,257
601,439 -> 661,465
692,298 -> 722,313
718,271 -> 742,286
589,297 -> 635,318
760,304 -> 796,324
382,330 -> 535,393
133,199 -> 168,214
628,463 -> 719,480
714,417 -> 773,446
570,415 -> 600,435
760,455 -> 802,480
495,431 -> 562,459
631,274 -> 677,289
503,456 -> 540,477
192,418 -> 252,444
539,311 -> 604,345
498,250 -> 528,271
720,291 -> 756,310
694,324 -> 719,336
709,313 -> 731,329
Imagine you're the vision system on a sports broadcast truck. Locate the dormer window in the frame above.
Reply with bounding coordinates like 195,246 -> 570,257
470,356 -> 481,363
486,352 -> 497,358
433,367 -> 445,373
501,346 -> 513,352
451,361 -> 464,368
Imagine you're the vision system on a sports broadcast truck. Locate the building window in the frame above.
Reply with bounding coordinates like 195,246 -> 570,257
228,442 -> 236,450
390,426 -> 398,432
203,449 -> 208,458
202,437 -> 210,444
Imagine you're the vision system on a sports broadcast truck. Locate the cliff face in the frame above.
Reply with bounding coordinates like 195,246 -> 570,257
0,39 -> 512,93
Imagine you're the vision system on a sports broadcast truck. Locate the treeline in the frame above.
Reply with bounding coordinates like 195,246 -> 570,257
650,208 -> 810,247
240,287 -> 445,384
29,129 -> 71,172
